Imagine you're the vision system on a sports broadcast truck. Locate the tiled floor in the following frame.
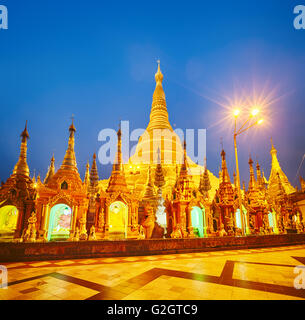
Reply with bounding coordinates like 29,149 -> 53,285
1,245 -> 305,300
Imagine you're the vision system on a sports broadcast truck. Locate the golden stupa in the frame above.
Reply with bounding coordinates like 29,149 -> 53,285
101,62 -> 219,199
268,138 -> 295,197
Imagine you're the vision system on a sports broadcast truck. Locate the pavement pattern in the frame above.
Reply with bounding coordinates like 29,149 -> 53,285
1,244 -> 305,300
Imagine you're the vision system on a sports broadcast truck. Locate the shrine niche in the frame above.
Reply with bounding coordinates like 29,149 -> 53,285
108,201 -> 128,239
0,205 -> 19,237
47,204 -> 72,241
35,121 -> 88,242
235,209 -> 242,230
191,206 -> 204,238
0,123 -> 36,240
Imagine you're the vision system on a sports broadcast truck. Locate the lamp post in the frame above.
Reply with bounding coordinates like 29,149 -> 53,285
233,108 -> 263,236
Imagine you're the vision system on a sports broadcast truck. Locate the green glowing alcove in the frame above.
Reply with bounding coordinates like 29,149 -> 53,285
191,206 -> 204,238
48,204 -> 72,241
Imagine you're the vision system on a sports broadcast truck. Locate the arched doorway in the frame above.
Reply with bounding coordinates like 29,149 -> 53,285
191,206 -> 204,237
235,206 -> 248,233
242,205 -> 249,234
235,209 -> 242,229
268,212 -> 274,229
0,205 -> 19,239
48,204 -> 72,241
109,201 -> 128,239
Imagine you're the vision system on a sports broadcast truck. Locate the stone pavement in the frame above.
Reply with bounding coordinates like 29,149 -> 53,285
1,245 -> 305,300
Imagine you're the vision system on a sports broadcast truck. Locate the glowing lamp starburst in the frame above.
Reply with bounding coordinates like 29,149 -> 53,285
251,108 -> 260,116
233,109 -> 240,117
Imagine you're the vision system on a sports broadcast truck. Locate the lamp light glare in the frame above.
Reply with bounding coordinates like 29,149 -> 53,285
251,108 -> 259,116
233,109 -> 240,117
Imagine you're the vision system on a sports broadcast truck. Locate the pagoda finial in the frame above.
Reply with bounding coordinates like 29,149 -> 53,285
178,139 -> 190,179
107,127 -> 129,194
90,152 -> 99,188
44,154 -> 56,184
113,125 -> 123,171
69,115 -> 76,136
61,120 -> 77,170
248,155 -> 256,192
270,137 -> 277,155
220,148 -> 230,184
13,122 -> 30,176
270,137 -> 279,164
21,120 -> 29,142
155,59 -> 163,83
199,157 -> 211,197
256,160 -> 264,190
84,160 -> 90,185
183,140 -> 188,166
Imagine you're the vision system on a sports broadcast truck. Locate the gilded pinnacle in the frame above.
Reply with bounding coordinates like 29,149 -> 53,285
13,122 -> 30,176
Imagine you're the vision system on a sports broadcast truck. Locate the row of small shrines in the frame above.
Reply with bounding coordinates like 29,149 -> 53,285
0,122 -> 304,242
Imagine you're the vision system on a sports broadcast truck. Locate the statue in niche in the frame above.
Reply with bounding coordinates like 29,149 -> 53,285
170,223 -> 183,238
22,211 -> 37,242
98,208 -> 104,229
219,223 -> 227,237
89,226 -> 97,240
79,216 -> 88,240
137,225 -> 146,239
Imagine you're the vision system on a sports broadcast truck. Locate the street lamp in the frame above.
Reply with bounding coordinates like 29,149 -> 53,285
233,108 -> 263,236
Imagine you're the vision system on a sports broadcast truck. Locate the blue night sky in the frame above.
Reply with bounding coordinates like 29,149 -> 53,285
0,0 -> 305,187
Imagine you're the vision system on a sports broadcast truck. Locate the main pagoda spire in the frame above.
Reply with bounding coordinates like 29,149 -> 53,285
13,121 -> 30,177
146,61 -> 172,132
